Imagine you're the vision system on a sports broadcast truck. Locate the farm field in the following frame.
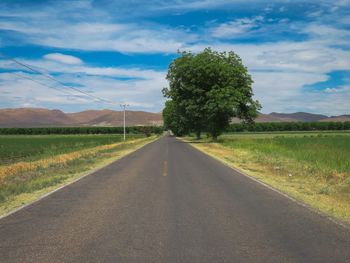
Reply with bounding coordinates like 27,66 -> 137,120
187,132 -> 350,223
0,134 -> 155,215
0,134 -> 144,165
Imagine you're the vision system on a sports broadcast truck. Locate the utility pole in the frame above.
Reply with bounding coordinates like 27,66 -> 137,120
120,104 -> 129,141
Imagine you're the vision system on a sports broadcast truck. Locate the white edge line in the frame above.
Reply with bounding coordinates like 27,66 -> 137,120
0,137 -> 160,221
183,139 -> 350,231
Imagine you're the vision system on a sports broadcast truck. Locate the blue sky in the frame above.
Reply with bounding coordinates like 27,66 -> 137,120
0,0 -> 349,115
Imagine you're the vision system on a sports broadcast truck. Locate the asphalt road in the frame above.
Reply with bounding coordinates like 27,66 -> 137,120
0,136 -> 349,262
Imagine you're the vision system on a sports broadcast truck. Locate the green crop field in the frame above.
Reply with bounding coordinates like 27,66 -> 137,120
0,134 -> 144,166
219,132 -> 350,174
188,132 -> 350,223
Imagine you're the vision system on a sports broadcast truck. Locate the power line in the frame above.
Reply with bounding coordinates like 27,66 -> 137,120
9,71 -> 86,98
0,53 -> 119,105
10,57 -> 111,103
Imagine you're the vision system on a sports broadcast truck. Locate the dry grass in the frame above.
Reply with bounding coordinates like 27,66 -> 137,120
0,139 -> 142,182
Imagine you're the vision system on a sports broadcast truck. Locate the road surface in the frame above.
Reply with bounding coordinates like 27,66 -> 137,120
0,136 -> 349,262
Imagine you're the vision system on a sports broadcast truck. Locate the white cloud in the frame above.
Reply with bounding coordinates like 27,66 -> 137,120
153,0 -> 316,12
211,16 -> 264,38
0,20 -> 190,53
0,58 -> 166,80
251,71 -> 328,113
44,53 -> 83,65
293,89 -> 350,116
188,40 -> 350,74
304,24 -> 350,44
0,57 -> 167,111
325,86 -> 350,93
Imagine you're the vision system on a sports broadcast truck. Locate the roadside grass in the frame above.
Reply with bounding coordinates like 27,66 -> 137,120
0,135 -> 156,216
185,132 -> 350,223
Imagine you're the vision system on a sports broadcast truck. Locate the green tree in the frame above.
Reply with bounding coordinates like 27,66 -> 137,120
163,48 -> 261,140
162,100 -> 189,136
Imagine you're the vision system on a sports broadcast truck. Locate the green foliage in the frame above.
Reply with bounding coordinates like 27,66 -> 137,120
162,100 -> 189,136
227,121 -> 350,132
141,126 -> 152,137
163,48 -> 260,140
0,126 -> 164,135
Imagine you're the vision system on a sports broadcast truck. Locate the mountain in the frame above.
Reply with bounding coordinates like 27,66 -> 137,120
230,113 -> 293,123
231,112 -> 350,123
0,108 -> 162,128
0,108 -> 75,127
68,110 -> 162,126
269,112 -> 328,122
67,109 -> 114,124
254,113 -> 296,122
319,115 -> 350,122
0,108 -> 348,128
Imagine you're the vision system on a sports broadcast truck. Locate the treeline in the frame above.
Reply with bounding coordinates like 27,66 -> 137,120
2,122 -> 347,135
227,121 -> 350,132
0,126 -> 164,135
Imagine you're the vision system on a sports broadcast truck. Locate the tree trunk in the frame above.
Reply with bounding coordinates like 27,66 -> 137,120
195,130 -> 201,140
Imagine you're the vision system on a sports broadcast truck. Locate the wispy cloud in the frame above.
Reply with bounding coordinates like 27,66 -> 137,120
0,20 -> 192,53
211,16 -> 264,38
44,53 -> 83,65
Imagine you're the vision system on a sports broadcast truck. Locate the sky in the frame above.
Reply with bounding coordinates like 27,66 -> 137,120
0,0 -> 349,115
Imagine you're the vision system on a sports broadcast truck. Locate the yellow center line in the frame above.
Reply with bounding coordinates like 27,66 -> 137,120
163,161 -> 168,177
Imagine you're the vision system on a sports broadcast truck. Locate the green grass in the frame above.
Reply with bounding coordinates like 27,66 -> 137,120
221,130 -> 350,138
0,134 -> 144,165
187,132 -> 350,223
219,134 -> 350,174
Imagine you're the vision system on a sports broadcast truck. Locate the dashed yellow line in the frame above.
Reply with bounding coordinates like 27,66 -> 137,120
163,161 -> 168,176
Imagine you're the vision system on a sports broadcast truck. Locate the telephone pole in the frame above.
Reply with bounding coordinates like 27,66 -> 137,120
120,104 -> 129,141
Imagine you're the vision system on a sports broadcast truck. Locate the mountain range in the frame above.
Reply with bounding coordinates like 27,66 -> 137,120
0,108 -> 162,128
232,112 -> 350,123
0,108 -> 349,128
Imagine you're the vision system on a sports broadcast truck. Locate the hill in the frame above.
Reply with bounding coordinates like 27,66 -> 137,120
269,112 -> 328,122
0,108 -> 75,127
0,108 -> 348,128
0,108 -> 162,128
68,110 -> 162,126
319,115 -> 350,122
231,112 -> 350,123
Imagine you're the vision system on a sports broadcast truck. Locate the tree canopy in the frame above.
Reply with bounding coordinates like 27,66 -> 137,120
163,48 -> 261,140
162,100 -> 189,136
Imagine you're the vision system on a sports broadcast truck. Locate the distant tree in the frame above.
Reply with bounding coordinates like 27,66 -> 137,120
163,48 -> 261,140
141,126 -> 152,137
162,100 -> 189,136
